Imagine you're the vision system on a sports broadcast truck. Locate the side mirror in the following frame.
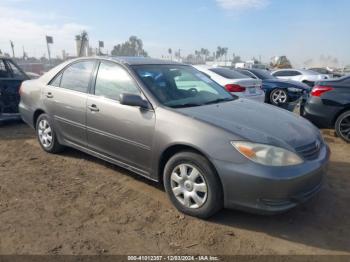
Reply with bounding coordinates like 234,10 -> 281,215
120,93 -> 150,109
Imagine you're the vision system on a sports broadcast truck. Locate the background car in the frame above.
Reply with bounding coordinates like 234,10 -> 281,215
0,57 -> 29,122
308,67 -> 343,78
194,65 -> 265,102
272,69 -> 330,87
302,76 -> 350,142
236,68 -> 310,106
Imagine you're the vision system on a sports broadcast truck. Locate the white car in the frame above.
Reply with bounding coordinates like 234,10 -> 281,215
193,65 -> 265,102
271,69 -> 330,86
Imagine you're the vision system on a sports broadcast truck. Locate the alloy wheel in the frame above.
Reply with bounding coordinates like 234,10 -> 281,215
38,119 -> 53,148
271,89 -> 288,104
170,163 -> 208,209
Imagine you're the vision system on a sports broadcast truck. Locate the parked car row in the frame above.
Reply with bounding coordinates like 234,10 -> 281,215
18,56 -> 330,219
236,68 -> 310,106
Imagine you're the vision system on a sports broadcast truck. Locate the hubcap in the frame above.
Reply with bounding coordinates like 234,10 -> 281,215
272,90 -> 287,104
38,119 -> 53,148
339,114 -> 350,140
170,164 -> 208,209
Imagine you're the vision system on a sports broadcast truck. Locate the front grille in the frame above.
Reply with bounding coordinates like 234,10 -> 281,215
295,140 -> 322,160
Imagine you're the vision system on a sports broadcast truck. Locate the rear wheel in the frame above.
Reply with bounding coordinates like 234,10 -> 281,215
36,114 -> 64,153
163,151 -> 223,219
335,111 -> 350,143
270,88 -> 288,106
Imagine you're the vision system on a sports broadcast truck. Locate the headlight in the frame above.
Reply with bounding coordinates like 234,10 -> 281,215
231,141 -> 303,166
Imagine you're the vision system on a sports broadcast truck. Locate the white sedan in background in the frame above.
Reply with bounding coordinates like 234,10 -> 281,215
194,65 -> 265,102
271,69 -> 330,87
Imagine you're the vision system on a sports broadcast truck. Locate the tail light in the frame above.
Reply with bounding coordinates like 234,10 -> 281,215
225,84 -> 246,92
311,85 -> 333,97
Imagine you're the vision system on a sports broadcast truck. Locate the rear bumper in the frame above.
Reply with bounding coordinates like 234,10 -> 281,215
213,144 -> 330,214
239,92 -> 265,103
302,97 -> 340,128
18,102 -> 35,128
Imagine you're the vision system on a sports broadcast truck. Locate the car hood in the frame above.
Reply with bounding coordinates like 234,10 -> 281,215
176,99 -> 319,150
263,79 -> 310,90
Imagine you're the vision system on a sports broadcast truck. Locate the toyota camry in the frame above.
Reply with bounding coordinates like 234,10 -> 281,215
19,57 -> 330,218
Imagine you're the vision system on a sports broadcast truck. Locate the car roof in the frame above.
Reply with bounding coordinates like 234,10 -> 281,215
105,56 -> 181,66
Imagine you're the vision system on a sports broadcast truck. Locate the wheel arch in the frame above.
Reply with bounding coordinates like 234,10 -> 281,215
157,144 -> 223,188
333,106 -> 350,126
33,109 -> 46,128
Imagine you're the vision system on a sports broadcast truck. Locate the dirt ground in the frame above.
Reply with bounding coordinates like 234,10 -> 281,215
0,121 -> 349,256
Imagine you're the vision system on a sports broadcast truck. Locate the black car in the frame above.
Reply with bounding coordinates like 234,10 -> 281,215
236,68 -> 310,106
302,76 -> 350,142
0,57 -> 29,122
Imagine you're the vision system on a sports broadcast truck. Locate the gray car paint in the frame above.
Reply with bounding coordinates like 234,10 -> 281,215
19,57 -> 330,214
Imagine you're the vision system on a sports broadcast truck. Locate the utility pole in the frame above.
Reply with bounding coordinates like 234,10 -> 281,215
10,40 -> 15,58
46,36 -> 53,65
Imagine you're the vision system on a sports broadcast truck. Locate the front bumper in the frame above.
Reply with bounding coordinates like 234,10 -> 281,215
212,144 -> 330,214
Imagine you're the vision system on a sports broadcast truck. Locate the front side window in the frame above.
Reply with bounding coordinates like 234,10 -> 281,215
132,65 -> 234,108
7,60 -> 26,79
94,61 -> 140,101
273,71 -> 289,77
60,61 -> 95,93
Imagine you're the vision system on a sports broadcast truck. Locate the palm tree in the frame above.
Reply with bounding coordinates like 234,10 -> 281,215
168,48 -> 172,60
76,31 -> 89,57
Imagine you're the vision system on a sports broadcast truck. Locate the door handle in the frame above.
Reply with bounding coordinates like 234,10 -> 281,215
88,104 -> 99,112
46,92 -> 54,98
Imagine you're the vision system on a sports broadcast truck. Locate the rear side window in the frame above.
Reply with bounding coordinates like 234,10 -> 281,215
209,68 -> 247,79
50,73 -> 62,87
288,71 -> 302,76
94,61 -> 140,101
238,70 -> 256,79
0,60 -> 10,78
60,61 -> 95,93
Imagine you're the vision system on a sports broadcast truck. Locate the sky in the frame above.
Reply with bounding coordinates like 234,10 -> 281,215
0,0 -> 349,67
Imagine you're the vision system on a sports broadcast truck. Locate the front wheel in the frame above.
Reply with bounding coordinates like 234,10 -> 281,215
163,151 -> 223,219
335,111 -> 350,143
270,88 -> 288,106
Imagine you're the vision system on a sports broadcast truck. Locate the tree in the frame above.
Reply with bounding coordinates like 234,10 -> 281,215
200,48 -> 210,61
76,31 -> 89,57
168,48 -> 172,60
111,36 -> 148,57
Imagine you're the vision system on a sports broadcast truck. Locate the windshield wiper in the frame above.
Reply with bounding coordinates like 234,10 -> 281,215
170,103 -> 202,108
202,98 -> 233,105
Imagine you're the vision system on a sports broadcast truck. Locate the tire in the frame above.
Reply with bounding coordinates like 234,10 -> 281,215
270,88 -> 288,106
163,151 -> 223,219
335,110 -> 350,143
36,114 -> 64,153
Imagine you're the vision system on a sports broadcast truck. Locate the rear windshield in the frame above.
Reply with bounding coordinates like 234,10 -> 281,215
209,68 -> 248,79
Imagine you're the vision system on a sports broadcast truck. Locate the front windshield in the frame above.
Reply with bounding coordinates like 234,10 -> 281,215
132,65 -> 234,108
252,69 -> 276,80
